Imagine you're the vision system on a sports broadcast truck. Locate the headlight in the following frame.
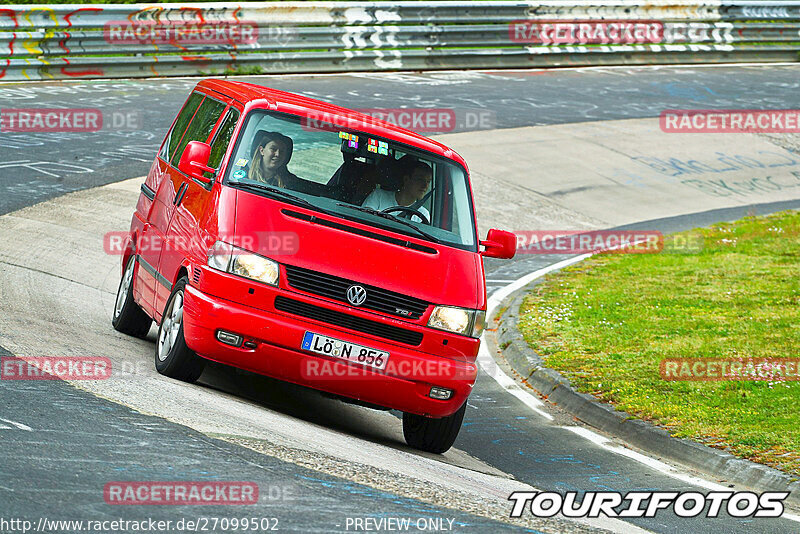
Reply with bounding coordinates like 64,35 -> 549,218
207,241 -> 279,286
232,253 -> 279,286
207,241 -> 233,271
427,306 -> 486,338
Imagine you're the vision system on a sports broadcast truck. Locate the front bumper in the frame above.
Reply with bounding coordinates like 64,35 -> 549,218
182,284 -> 478,417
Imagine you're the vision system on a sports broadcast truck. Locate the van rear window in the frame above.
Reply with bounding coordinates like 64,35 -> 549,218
170,97 -> 226,168
204,108 -> 240,179
161,92 -> 203,162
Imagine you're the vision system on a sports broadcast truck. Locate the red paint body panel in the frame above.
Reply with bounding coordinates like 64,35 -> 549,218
125,79 -> 492,417
197,264 -> 481,364
233,189 -> 479,310
183,282 -> 476,418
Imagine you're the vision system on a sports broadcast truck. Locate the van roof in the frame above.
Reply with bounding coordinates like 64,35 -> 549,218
197,79 -> 469,171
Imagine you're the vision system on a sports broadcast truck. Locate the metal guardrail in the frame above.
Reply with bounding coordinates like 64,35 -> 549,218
1,2 -> 799,82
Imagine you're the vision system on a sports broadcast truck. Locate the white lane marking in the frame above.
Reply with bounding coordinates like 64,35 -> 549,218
565,427 -> 800,524
485,254 -> 592,311
478,254 -> 593,421
566,426 -> 731,491
477,342 -> 553,421
0,417 -> 32,431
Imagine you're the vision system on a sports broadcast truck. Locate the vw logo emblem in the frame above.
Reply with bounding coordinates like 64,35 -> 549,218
346,285 -> 367,306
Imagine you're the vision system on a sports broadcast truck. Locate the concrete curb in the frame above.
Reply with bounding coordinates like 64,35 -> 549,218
494,278 -> 800,509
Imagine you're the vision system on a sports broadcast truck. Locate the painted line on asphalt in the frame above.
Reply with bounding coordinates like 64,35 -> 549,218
566,426 -> 800,523
0,417 -> 32,431
478,253 -> 593,421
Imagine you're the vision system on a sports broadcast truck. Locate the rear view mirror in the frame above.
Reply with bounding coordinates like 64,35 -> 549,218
481,229 -> 516,259
178,141 -> 215,185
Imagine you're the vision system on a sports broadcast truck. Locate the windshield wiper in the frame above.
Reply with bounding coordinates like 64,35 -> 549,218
230,182 -> 439,244
336,203 -> 440,243
229,181 -> 333,217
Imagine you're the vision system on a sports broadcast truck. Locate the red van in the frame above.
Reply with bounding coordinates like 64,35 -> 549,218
112,80 -> 516,453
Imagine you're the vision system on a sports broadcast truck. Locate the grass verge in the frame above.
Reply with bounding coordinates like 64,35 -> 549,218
518,210 -> 800,476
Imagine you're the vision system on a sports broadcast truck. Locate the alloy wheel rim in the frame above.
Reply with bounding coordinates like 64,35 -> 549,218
157,291 -> 183,362
114,259 -> 134,319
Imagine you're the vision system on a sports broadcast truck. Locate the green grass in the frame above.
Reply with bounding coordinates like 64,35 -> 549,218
517,210 -> 800,476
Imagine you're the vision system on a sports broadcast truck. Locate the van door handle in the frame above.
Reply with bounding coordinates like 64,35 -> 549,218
173,183 -> 188,206
141,183 -> 156,201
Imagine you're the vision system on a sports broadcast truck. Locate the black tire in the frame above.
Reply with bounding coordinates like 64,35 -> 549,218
155,277 -> 205,383
112,256 -> 153,338
402,401 -> 467,454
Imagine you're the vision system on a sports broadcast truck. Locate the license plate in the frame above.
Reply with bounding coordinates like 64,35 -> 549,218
301,332 -> 389,371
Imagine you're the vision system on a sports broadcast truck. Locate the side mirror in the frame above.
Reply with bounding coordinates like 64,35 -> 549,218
480,229 -> 517,259
178,141 -> 215,185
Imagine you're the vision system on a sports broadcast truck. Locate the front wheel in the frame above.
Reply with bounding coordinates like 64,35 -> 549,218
155,277 -> 205,383
402,401 -> 467,454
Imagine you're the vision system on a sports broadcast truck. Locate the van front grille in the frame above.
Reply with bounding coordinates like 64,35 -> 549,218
274,296 -> 424,346
284,264 -> 429,320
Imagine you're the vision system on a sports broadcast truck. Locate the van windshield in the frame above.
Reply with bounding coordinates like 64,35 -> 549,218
223,109 -> 477,250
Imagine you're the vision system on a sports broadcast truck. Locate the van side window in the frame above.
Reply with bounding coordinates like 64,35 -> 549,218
170,97 -> 227,168
204,108 -> 240,179
160,92 -> 203,162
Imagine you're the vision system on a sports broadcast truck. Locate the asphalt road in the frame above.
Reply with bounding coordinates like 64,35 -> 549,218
2,64 -> 800,215
2,65 -> 799,533
0,345 -> 539,534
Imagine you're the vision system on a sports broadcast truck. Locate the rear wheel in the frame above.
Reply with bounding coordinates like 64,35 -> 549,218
402,401 -> 467,454
112,256 -> 152,338
155,277 -> 205,383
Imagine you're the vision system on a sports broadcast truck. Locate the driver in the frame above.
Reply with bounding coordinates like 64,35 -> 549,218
362,155 -> 432,224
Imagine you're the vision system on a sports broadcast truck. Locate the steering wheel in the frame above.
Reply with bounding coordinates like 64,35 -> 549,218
381,206 -> 430,225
